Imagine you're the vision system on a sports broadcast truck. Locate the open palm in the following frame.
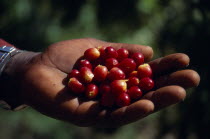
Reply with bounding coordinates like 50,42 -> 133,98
20,38 -> 200,127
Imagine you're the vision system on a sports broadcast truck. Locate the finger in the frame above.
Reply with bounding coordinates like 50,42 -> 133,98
104,99 -> 154,127
142,85 -> 186,111
87,38 -> 154,62
149,53 -> 190,77
73,100 -> 103,127
122,99 -> 154,124
155,69 -> 200,89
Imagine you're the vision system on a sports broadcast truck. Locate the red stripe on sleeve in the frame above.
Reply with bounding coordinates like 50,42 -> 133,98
0,39 -> 14,47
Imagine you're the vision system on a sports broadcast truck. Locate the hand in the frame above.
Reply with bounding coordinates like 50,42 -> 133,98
9,38 -> 200,127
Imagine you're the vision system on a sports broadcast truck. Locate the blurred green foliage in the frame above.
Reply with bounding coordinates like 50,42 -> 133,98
0,0 -> 210,139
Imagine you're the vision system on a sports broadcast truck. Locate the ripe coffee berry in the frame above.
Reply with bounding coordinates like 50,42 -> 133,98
119,58 -> 136,74
93,65 -> 108,82
85,84 -> 99,99
139,77 -> 154,91
116,93 -> 130,107
77,59 -> 92,70
68,69 -> 80,78
131,52 -> 144,66
68,77 -> 85,94
84,48 -> 100,61
99,82 -> 111,95
137,64 -> 152,79
117,48 -> 129,61
127,77 -> 140,88
79,67 -> 94,83
97,46 -> 106,54
107,67 -> 125,81
105,58 -> 119,70
111,80 -> 127,96
129,70 -> 138,77
127,86 -> 143,100
68,46 -> 155,108
104,46 -> 118,59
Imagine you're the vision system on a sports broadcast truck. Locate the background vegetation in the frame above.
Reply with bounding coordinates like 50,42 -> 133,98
0,0 -> 209,138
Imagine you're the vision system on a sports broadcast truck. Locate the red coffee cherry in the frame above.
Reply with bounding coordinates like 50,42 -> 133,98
116,93 -> 130,107
139,77 -> 154,91
84,48 -> 100,61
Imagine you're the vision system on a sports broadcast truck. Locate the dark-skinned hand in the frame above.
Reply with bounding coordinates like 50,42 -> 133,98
4,38 -> 200,127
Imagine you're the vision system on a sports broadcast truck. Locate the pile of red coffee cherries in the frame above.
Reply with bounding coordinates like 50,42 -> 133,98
68,46 -> 154,108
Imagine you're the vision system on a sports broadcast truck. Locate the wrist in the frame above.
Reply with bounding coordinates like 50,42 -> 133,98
3,51 -> 40,78
0,50 -> 40,110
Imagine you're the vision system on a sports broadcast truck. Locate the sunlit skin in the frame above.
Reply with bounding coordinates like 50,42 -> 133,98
5,38 -> 200,127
